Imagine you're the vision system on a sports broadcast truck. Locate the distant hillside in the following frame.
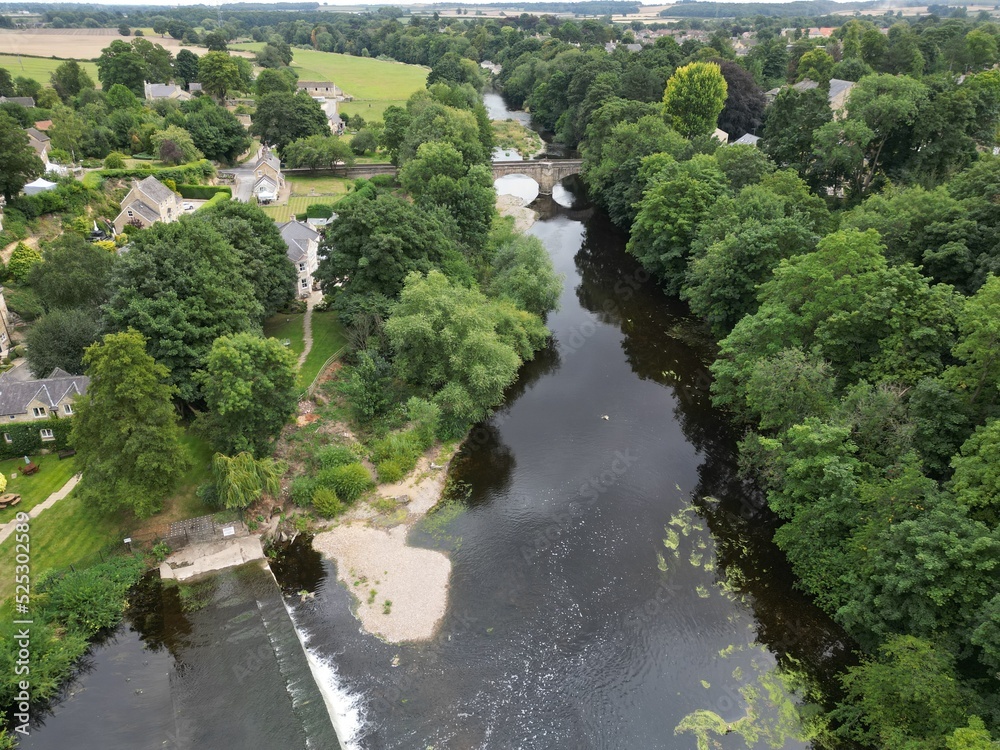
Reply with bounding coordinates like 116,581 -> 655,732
663,0 -> 876,17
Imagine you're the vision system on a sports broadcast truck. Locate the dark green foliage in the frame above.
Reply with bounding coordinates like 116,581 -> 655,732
26,307 -> 103,378
485,234 -> 563,317
250,91 -> 330,152
176,184 -> 232,200
37,554 -> 146,636
103,218 -> 262,402
183,97 -> 251,165
29,233 -> 115,311
0,417 -> 72,460
0,112 -> 44,201
289,476 -> 318,508
338,349 -> 396,424
312,486 -> 343,517
3,284 -> 44,322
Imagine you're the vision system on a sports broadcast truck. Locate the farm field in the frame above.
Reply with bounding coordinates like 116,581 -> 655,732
0,54 -> 99,84
231,43 -> 426,121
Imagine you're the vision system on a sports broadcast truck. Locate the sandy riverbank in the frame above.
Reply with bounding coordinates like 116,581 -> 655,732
311,449 -> 454,643
496,193 -> 538,232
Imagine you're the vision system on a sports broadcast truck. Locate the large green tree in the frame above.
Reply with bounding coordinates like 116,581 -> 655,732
197,334 -> 297,457
25,307 -> 103,378
197,200 -> 296,318
661,62 -> 728,139
182,97 -> 250,164
71,330 -> 189,517
250,91 -> 329,151
385,270 -> 549,435
96,39 -> 149,96
0,112 -> 44,201
197,51 -> 245,100
280,134 -> 354,171
28,234 -> 115,311
103,218 -> 262,402
49,60 -> 94,102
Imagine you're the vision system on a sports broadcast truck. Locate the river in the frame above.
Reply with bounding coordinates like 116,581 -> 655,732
13,97 -> 850,750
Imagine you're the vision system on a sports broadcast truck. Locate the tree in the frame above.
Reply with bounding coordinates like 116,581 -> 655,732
399,99 -> 487,167
70,330 -> 189,518
197,200 -> 296,318
29,234 -> 115,311
151,125 -> 202,165
947,274 -> 1000,409
379,105 -> 411,164
662,62 -> 728,139
198,51 -> 243,100
25,307 -> 103,378
280,134 -> 354,171
485,235 -> 563,317
96,40 -> 148,96
106,83 -> 141,112
0,69 -> 14,97
250,91 -> 329,152
203,30 -> 228,52
385,270 -> 549,435
760,87 -> 832,180
627,154 -> 729,294
350,128 -> 377,155
950,418 -> 1000,525
207,452 -> 283,511
103,219 -> 262,402
183,97 -> 250,164
49,60 -> 94,102
716,59 -> 766,140
398,140 -> 496,252
316,189 -> 469,320
834,636 -> 972,749
174,48 -> 200,86
426,52 -> 485,90
254,68 -> 296,95
197,334 -> 297,456
0,113 -> 44,201
796,48 -> 835,83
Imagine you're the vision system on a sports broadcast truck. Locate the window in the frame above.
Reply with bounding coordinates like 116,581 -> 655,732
0,333 -> 6,343
127,209 -> 134,218
32,407 -> 46,418
3,434 -> 10,444
298,263 -> 306,272
300,278 -> 308,289
40,428 -> 54,441
63,404 -> 73,415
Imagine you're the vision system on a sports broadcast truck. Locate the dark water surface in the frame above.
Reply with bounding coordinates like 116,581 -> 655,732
273,185 -> 851,749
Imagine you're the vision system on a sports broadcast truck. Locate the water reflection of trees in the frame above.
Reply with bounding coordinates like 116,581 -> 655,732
573,210 -> 855,688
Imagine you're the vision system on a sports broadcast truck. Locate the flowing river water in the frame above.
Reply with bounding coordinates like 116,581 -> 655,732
14,94 -> 851,750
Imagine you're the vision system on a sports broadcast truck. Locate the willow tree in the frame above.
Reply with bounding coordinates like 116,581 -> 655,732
210,451 -> 283,511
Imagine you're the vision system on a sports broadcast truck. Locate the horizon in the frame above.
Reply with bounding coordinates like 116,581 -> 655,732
3,0 -> 867,7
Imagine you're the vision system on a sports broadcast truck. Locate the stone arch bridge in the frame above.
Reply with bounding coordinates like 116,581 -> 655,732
338,159 -> 584,195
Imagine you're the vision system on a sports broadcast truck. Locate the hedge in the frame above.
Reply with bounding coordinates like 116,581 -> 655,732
0,417 -> 73,460
96,159 -> 215,185
177,184 -> 231,200
195,192 -> 230,212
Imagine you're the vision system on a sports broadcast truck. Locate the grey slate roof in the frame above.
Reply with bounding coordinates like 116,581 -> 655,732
0,368 -> 88,416
25,127 -> 49,144
792,79 -> 819,92
0,96 -> 35,107
136,176 -> 174,206
828,78 -> 855,101
732,133 -> 760,146
144,82 -> 189,100
253,149 -> 281,173
124,199 -> 160,224
278,220 -> 320,263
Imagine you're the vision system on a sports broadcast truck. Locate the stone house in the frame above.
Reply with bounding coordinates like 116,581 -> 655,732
278,220 -> 321,297
0,369 -> 88,435
113,176 -> 181,233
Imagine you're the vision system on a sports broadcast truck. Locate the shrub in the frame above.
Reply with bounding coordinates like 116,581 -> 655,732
306,203 -> 334,219
289,476 -> 317,508
315,444 -> 356,470
36,554 -> 146,636
312,486 -> 343,517
317,463 -> 373,504
177,184 -> 232,200
3,285 -> 44,322
7,242 -> 42,282
104,152 -> 127,169
407,397 -> 441,448
375,459 -> 404,484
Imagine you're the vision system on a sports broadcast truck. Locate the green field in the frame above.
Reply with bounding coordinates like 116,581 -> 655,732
0,55 -> 100,86
264,312 -> 306,360
259,175 -> 350,222
261,195 -> 343,223
229,43 -> 426,122
299,311 -> 347,391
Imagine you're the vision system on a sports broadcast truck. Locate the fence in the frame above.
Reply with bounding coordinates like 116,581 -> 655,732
299,345 -> 346,401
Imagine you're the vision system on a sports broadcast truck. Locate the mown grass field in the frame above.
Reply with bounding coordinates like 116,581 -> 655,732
299,311 -> 347,391
264,312 -> 306,360
0,54 -> 99,85
261,195 -> 342,222
260,175 -> 351,222
230,43 -> 426,121
0,453 -> 78,522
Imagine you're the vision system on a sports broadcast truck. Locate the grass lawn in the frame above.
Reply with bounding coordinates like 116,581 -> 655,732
0,55 -> 99,85
0,490 -> 124,606
289,49 -> 427,102
264,312 -> 306,360
299,311 -> 347,391
339,99 -> 407,123
289,174 -> 352,197
0,453 -> 78,522
261,195 -> 343,223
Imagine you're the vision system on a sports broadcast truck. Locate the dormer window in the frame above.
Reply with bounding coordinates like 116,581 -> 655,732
63,404 -> 73,415
32,407 -> 46,418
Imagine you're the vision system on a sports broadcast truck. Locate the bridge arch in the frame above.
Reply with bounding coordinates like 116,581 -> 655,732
490,159 -> 583,194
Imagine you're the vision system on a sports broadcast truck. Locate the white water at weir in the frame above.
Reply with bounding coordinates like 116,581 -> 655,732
284,600 -> 368,750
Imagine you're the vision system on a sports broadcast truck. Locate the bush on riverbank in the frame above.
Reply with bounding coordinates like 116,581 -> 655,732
0,554 -> 146,709
316,463 -> 373,504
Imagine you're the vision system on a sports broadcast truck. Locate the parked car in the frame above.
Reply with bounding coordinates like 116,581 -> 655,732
182,202 -> 194,211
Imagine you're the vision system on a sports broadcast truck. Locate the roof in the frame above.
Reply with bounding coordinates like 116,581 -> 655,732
135,176 -> 175,206
25,127 -> 49,144
732,133 -> 760,146
297,81 -> 338,88
33,120 -> 52,131
188,82 -> 203,92
278,220 -> 320,262
144,82 -> 192,100
0,96 -> 35,107
0,369 -> 89,416
828,79 -> 856,101
792,79 -> 819,93
253,149 -> 281,174
121,199 -> 161,224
